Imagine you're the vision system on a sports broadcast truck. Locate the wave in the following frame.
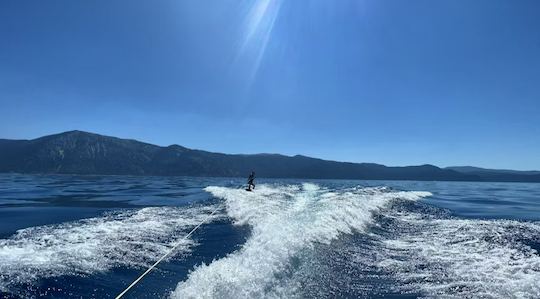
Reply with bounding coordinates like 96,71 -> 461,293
6,181 -> 537,298
171,183 -> 431,298
0,205 -> 221,292
377,211 -> 540,298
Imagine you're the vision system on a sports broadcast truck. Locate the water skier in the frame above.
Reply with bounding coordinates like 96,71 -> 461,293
247,171 -> 255,191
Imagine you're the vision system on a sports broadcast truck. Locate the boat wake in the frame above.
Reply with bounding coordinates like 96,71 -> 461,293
171,183 -> 431,298
377,209 -> 540,298
0,205 -> 221,293
2,182 -> 539,298
172,183 -> 540,299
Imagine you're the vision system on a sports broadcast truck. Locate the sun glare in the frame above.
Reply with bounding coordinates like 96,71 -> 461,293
237,0 -> 283,84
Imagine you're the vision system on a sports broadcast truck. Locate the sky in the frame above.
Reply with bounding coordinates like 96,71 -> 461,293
1,0 -> 539,170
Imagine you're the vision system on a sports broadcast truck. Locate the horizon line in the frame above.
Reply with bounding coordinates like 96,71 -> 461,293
3,129 -> 540,173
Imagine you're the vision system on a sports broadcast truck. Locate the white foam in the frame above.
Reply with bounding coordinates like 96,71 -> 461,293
378,212 -> 540,298
0,205 -> 221,292
171,184 -> 431,298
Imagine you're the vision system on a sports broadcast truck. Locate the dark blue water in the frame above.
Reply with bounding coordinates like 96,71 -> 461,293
0,174 -> 539,298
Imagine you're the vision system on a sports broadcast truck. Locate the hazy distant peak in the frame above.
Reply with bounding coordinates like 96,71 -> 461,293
0,131 -> 538,182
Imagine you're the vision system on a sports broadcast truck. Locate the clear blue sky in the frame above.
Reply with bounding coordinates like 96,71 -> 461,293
1,0 -> 539,170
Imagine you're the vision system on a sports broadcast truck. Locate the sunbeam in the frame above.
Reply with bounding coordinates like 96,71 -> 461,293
236,0 -> 283,87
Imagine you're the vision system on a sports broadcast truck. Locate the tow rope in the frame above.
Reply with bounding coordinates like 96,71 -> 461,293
115,204 -> 222,298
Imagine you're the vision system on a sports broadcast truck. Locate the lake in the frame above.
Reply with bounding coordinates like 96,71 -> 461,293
1,174 -> 539,298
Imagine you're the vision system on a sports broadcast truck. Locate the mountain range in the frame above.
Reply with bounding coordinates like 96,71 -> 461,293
0,130 -> 539,183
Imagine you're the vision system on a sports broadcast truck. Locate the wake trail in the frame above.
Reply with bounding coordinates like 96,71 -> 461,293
0,205 -> 221,293
171,183 -> 431,298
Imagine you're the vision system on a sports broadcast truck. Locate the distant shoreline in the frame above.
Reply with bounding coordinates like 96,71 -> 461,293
2,172 -> 539,185
1,130 -> 539,183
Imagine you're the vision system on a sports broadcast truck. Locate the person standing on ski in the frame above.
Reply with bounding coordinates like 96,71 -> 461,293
247,171 -> 255,191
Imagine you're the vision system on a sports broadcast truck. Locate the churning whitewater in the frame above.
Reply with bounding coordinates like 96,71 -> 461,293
172,183 -> 540,299
171,184 -> 431,298
2,178 -> 540,299
0,205 -> 221,293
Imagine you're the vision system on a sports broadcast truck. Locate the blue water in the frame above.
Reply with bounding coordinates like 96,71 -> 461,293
0,174 -> 539,298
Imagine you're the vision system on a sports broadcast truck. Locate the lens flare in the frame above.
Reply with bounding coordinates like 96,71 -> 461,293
236,0 -> 283,86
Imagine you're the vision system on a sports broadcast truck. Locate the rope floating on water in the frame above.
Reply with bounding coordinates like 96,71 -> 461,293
115,205 -> 222,299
